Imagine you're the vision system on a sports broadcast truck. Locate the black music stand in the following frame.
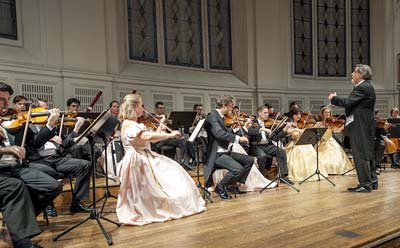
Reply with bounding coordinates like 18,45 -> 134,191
260,129 -> 300,193
188,119 -> 213,203
53,111 -> 120,246
168,111 -> 197,130
298,127 -> 335,186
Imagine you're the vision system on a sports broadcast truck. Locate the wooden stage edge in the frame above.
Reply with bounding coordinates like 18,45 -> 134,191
2,169 -> 400,248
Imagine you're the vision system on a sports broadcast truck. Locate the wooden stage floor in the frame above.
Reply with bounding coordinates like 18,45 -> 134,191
2,169 -> 400,248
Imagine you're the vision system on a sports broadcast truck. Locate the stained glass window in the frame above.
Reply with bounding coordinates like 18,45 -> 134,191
293,0 -> 313,75
163,0 -> 203,68
317,0 -> 346,77
207,0 -> 232,70
351,0 -> 370,69
127,0 -> 158,62
0,0 -> 17,40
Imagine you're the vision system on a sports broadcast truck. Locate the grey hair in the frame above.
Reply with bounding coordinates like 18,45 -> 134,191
355,64 -> 372,80
215,95 -> 234,109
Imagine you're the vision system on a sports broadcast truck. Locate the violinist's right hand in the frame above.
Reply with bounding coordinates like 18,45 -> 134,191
260,127 -> 272,135
47,108 -> 60,128
159,115 -> 167,124
169,130 -> 181,139
0,145 -> 25,160
239,136 -> 249,144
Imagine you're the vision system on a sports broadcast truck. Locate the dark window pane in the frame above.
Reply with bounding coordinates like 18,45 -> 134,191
317,0 -> 346,77
0,0 -> 17,40
351,0 -> 370,69
208,0 -> 232,70
293,0 -> 313,75
127,0 -> 158,62
163,0 -> 203,68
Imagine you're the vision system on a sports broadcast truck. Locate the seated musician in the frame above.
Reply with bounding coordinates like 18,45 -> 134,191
204,95 -> 253,199
13,95 -> 27,112
285,107 -> 324,182
246,105 -> 293,184
316,106 -> 353,174
151,101 -> 192,169
1,82 -> 61,248
64,97 -> 102,171
387,107 -> 400,167
15,98 -> 92,214
376,109 -> 399,169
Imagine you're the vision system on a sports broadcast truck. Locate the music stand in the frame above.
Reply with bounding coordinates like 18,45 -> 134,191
260,130 -> 300,193
168,111 -> 197,130
188,119 -> 213,203
53,110 -> 120,246
297,127 -> 335,186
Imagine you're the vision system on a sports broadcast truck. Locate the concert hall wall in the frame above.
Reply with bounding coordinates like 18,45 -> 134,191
0,0 -> 398,116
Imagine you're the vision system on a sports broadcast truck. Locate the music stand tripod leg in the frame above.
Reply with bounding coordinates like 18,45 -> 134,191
194,140 -> 213,203
298,130 -> 335,186
98,139 -> 118,214
53,136 -> 120,246
260,141 -> 299,193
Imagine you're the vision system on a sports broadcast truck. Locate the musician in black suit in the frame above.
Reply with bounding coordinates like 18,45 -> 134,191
329,64 -> 376,192
204,95 -> 253,199
9,99 -> 91,213
246,105 -> 293,184
1,82 -> 61,248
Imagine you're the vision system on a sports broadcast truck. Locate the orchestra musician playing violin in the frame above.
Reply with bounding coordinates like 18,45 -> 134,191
64,97 -> 102,173
315,106 -> 353,174
328,64 -> 377,192
15,98 -> 92,213
204,95 -> 253,199
246,105 -> 293,184
116,93 -> 205,225
151,101 -> 193,170
387,107 -> 400,167
375,110 -> 400,170
285,107 -> 324,182
0,82 -> 62,248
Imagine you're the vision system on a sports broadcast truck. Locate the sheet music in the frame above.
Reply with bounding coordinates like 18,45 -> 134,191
188,119 -> 206,143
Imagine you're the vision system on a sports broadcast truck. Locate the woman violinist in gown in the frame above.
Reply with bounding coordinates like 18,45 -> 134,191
116,94 -> 206,226
315,106 -> 353,174
285,107 -> 326,182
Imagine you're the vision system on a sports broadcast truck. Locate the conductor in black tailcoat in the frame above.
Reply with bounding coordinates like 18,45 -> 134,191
328,64 -> 376,192
204,95 -> 253,199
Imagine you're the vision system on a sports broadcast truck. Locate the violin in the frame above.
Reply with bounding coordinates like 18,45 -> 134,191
0,107 -> 77,131
325,116 -> 345,132
375,118 -> 389,129
224,112 -> 254,129
297,112 -> 317,129
137,114 -> 162,131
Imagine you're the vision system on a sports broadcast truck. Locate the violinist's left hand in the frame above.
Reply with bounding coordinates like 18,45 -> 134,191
47,108 -> 60,128
73,117 -> 85,133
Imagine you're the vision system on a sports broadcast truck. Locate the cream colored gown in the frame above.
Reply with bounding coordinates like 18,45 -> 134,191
286,129 -> 328,182
317,128 -> 354,174
116,122 -> 206,226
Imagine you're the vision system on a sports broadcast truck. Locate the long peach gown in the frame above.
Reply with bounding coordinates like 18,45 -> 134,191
116,122 -> 206,226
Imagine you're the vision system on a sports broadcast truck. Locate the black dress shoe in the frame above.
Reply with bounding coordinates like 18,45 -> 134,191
281,177 -> 294,185
215,185 -> 230,200
46,203 -> 57,217
372,182 -> 378,190
227,185 -> 246,194
69,200 -> 92,213
347,186 -> 371,193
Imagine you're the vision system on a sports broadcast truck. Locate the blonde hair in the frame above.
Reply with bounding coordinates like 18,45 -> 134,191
119,94 -> 142,121
320,106 -> 332,119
